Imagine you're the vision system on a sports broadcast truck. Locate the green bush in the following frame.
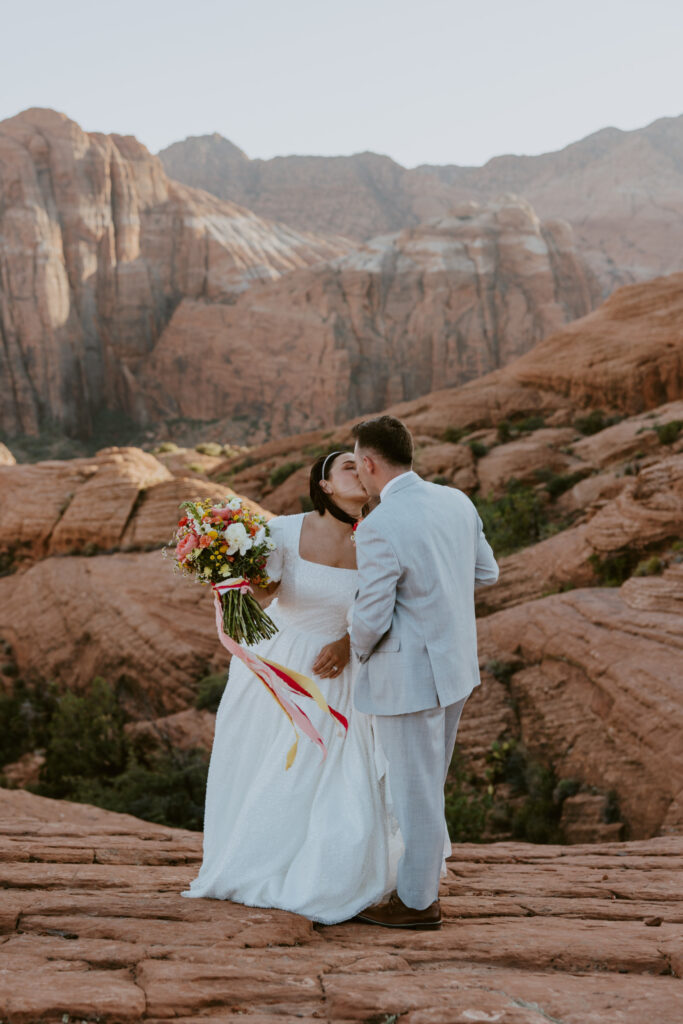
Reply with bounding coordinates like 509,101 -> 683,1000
654,420 -> 682,445
589,550 -> 640,586
515,415 -> 546,433
38,678 -> 128,797
152,441 -> 179,454
541,469 -> 591,500
468,440 -> 488,459
442,427 -> 467,444
194,442 -> 223,457
195,673 -> 227,713
0,679 -> 59,767
474,481 -> 547,556
299,495 -> 314,512
496,420 -> 512,443
268,461 -> 303,487
633,555 -> 663,577
444,749 -> 492,843
0,677 -> 212,831
573,410 -> 622,436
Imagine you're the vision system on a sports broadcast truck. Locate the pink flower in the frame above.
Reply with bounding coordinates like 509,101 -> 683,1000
211,506 -> 233,521
198,535 -> 212,549
176,532 -> 198,560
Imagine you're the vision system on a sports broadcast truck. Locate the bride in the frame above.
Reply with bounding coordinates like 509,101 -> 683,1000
183,450 -> 403,923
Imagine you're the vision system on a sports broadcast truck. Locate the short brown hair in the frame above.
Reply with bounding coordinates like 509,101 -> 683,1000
351,415 -> 413,467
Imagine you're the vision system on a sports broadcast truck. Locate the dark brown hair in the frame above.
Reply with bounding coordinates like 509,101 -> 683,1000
309,451 -> 357,525
351,415 -> 413,467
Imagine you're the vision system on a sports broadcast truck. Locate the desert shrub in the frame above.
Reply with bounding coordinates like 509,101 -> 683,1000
194,442 -> 223,457
573,410 -> 622,436
187,463 -> 207,475
0,679 -> 59,767
588,550 -> 640,586
496,420 -> 512,443
431,475 -> 449,486
25,678 -> 210,830
299,495 -> 314,512
445,738 -> 576,844
633,555 -> 663,577
485,659 -> 523,687
474,481 -> 547,556
38,678 -> 128,797
540,468 -> 591,500
515,415 -> 546,433
152,441 -> 179,454
442,426 -> 467,444
468,440 -> 488,459
654,420 -> 682,445
268,461 -> 303,487
302,443 -> 326,458
444,749 -> 492,843
70,748 -> 208,831
195,673 -> 227,713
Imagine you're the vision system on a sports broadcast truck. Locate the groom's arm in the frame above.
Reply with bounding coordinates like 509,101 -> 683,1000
474,513 -> 499,588
350,523 -> 402,664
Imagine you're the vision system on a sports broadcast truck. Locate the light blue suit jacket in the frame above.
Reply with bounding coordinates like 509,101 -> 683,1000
350,472 -> 499,715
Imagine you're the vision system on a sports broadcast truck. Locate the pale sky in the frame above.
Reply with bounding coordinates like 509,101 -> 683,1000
2,0 -> 682,168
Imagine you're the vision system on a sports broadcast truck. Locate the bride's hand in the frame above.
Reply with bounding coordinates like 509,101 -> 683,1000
312,634 -> 350,679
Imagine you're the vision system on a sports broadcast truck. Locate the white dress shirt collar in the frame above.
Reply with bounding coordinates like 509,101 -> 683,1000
379,470 -> 415,502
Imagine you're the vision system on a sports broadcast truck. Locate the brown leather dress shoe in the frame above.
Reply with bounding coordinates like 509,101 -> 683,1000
355,891 -> 442,930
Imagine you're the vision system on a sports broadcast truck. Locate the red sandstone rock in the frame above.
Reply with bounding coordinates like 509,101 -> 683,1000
160,116 -> 683,293
125,708 -> 216,756
1,789 -> 682,1022
0,108 -> 346,439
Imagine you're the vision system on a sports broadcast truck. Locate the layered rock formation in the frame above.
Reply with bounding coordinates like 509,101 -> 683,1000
1,788 -> 682,1023
137,198 -> 600,440
0,447 -> 269,714
0,108 -> 345,439
160,113 -> 683,289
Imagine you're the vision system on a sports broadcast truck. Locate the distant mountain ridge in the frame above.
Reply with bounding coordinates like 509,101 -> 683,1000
159,113 -> 683,293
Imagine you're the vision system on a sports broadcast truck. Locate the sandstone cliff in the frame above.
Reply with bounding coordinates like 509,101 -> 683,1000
0,108 -> 345,439
136,197 -> 600,441
160,113 -> 683,290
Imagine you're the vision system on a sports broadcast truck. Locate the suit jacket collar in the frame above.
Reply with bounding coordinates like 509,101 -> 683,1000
379,470 -> 421,501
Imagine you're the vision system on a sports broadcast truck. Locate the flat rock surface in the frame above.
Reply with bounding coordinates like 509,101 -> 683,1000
1,789 -> 682,1023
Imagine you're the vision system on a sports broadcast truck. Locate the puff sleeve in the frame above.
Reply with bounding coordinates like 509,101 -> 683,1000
264,516 -> 286,582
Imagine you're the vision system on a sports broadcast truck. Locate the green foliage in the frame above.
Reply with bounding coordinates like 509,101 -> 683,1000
194,673 -> 227,713
468,440 -> 488,459
474,481 -> 547,556
299,495 -> 314,512
432,475 -> 449,486
515,414 -> 546,433
537,468 -> 591,500
194,442 -> 223,457
268,461 -> 303,487
588,550 -> 640,586
0,679 -> 59,767
485,659 -> 522,687
23,677 -> 211,830
444,749 -> 492,843
445,738 -> 575,844
633,555 -> 663,577
38,678 -> 128,797
302,443 -> 326,458
573,410 -> 622,436
442,426 -> 467,444
187,463 -> 207,475
496,420 -> 512,443
152,441 -> 179,454
69,748 -> 208,831
654,420 -> 682,445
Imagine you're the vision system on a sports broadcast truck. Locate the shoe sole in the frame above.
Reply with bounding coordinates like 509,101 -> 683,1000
354,914 -> 442,930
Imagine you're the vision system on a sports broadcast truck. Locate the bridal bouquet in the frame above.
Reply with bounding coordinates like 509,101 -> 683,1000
171,496 -> 277,645
168,495 -> 348,769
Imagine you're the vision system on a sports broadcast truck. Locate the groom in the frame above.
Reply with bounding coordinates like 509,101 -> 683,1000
350,415 -> 499,929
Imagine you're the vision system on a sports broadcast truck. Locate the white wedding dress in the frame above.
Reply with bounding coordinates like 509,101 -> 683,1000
183,512 -> 404,923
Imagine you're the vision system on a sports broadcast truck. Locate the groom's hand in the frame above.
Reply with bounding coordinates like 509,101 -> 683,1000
312,634 -> 350,679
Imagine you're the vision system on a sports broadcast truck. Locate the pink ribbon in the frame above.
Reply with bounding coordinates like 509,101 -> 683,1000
211,587 -> 342,768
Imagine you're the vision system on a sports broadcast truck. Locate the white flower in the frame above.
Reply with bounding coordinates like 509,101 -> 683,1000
225,522 -> 252,555
253,526 -> 266,547
266,538 -> 277,551
227,497 -> 242,511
